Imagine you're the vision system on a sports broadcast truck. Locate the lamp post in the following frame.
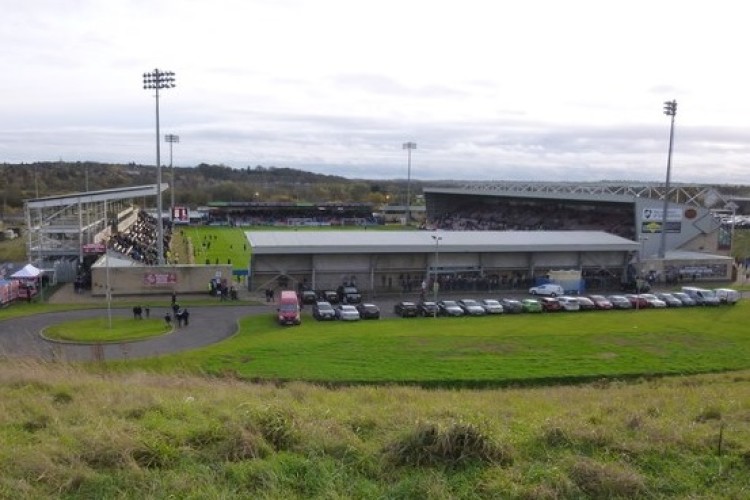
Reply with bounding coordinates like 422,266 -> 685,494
658,99 -> 677,259
431,233 -> 442,318
403,142 -> 417,226
143,68 -> 176,266
165,134 -> 180,221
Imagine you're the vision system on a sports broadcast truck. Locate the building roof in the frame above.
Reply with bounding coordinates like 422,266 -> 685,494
25,184 -> 167,209
248,230 -> 639,255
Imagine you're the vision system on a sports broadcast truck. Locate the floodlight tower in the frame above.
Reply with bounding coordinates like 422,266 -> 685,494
165,134 -> 180,220
658,100 -> 677,259
402,142 -> 417,225
143,68 -> 176,265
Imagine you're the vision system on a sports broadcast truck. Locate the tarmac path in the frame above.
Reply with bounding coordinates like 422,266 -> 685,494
0,305 -> 268,362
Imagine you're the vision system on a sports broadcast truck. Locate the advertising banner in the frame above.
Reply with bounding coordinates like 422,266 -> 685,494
641,207 -> 682,233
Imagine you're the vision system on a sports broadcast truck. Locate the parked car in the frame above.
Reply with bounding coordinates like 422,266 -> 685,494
418,301 -> 439,317
529,283 -> 564,297
337,285 -> 362,304
625,294 -> 650,309
356,303 -> 380,319
540,297 -> 562,312
320,290 -> 339,304
671,291 -> 697,306
655,292 -> 683,307
714,288 -> 740,305
640,294 -> 667,308
300,289 -> 318,305
335,304 -> 361,321
437,300 -> 464,317
588,295 -> 613,310
481,299 -> 505,314
681,286 -> 720,306
521,298 -> 543,313
312,301 -> 337,320
500,298 -> 523,314
457,299 -> 486,316
394,301 -> 419,317
575,296 -> 596,311
557,296 -> 581,312
607,295 -> 633,309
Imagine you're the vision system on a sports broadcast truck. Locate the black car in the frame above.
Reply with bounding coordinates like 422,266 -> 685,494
500,298 -> 523,314
312,301 -> 336,321
394,301 -> 419,317
356,303 -> 380,319
337,285 -> 362,304
417,301 -> 439,317
300,289 -> 318,305
320,290 -> 339,304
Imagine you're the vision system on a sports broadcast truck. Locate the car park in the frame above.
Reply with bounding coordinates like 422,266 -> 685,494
481,299 -> 505,314
655,292 -> 683,307
457,299 -> 486,316
528,283 -> 564,297
438,300 -> 464,316
521,298 -> 543,313
312,301 -> 336,320
418,301 -> 439,317
575,296 -> 596,311
671,292 -> 696,306
540,297 -> 562,312
607,295 -> 632,309
557,296 -> 580,312
588,295 -> 613,310
500,298 -> 523,314
356,303 -> 380,319
640,294 -> 667,308
394,301 -> 419,317
335,304 -> 360,321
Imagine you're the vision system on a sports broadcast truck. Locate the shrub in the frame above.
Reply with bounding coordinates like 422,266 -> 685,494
385,421 -> 512,468
568,456 -> 646,498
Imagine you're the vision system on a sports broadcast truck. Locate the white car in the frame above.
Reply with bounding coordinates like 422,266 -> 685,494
557,296 -> 580,311
529,283 -> 564,297
714,288 -> 740,305
480,299 -> 504,314
335,304 -> 361,321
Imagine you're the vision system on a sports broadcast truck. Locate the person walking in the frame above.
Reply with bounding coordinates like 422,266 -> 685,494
164,313 -> 172,327
182,308 -> 190,326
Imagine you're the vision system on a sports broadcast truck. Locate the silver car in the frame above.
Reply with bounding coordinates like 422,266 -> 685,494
335,304 -> 361,321
481,299 -> 504,314
458,299 -> 487,316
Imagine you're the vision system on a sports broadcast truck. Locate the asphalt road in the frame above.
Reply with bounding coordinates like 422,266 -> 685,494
0,305 -> 267,362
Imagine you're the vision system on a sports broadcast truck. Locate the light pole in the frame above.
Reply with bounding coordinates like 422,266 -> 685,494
658,99 -> 677,259
143,68 -> 176,266
165,134 -> 180,221
431,233 -> 442,318
403,142 -> 416,226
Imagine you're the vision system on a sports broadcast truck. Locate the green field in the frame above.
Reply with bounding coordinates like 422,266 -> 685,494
176,226 -> 250,270
119,303 -> 750,385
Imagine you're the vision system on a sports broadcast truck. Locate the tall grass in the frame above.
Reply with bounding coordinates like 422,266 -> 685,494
1,361 -> 748,498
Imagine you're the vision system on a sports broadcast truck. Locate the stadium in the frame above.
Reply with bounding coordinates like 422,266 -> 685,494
16,178 -> 736,298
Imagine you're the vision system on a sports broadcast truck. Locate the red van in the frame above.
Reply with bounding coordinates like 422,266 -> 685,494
277,290 -> 301,326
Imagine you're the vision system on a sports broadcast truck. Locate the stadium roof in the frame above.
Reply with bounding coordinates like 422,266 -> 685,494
424,182 -> 726,207
248,230 -> 639,255
25,184 -> 167,209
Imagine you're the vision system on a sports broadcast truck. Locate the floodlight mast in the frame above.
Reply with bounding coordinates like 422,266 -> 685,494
165,134 -> 180,221
658,100 -> 677,260
143,69 -> 176,265
403,142 -> 417,226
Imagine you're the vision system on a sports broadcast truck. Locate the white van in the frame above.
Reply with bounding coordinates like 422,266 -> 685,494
714,288 -> 740,305
681,286 -> 721,306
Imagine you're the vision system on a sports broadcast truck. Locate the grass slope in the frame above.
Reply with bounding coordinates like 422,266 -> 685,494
1,362 -> 748,498
122,303 -> 750,386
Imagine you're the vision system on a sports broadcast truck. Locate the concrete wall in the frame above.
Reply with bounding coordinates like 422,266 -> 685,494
91,264 -> 233,296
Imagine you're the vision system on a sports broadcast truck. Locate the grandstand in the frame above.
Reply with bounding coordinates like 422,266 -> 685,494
206,201 -> 377,226
423,181 -> 733,282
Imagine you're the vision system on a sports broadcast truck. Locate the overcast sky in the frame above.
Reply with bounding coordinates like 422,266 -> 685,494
1,0 -> 749,183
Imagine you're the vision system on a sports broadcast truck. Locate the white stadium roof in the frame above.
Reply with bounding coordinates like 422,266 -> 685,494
248,230 -> 639,255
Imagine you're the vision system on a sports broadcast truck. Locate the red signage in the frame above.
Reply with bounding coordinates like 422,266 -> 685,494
143,273 -> 178,286
82,243 -> 107,254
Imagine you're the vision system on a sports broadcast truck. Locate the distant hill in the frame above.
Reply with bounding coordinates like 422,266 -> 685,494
0,161 -> 437,212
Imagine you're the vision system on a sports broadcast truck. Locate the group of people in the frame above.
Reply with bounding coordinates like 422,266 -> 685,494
108,210 -> 173,265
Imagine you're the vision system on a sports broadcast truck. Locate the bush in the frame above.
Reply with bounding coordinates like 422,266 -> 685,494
568,457 -> 646,498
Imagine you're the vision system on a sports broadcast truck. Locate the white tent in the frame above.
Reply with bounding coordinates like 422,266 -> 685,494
11,264 -> 42,279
